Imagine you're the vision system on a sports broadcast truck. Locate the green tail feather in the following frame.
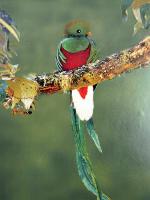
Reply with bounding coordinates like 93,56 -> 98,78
86,118 -> 102,153
76,151 -> 99,196
70,106 -> 110,200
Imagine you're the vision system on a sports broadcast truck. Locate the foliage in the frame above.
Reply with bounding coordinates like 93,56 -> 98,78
121,0 -> 150,33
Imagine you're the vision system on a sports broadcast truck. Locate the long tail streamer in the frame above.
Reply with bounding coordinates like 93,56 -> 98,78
70,106 -> 110,200
86,118 -> 102,153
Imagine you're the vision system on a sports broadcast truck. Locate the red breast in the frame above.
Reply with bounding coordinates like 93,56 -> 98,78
60,44 -> 91,71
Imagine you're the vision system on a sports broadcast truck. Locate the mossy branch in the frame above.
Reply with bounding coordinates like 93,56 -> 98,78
35,36 -> 150,94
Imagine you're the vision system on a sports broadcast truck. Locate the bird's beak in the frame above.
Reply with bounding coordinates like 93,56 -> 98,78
0,18 -> 20,42
87,32 -> 92,37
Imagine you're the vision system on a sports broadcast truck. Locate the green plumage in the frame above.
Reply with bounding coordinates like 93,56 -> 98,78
56,20 -> 99,70
70,107 -> 110,200
62,37 -> 89,53
56,36 -> 99,71
86,118 -> 102,153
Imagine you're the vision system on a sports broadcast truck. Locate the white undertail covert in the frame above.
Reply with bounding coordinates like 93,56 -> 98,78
72,86 -> 94,121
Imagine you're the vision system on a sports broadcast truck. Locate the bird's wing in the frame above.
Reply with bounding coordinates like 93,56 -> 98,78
55,41 -> 66,71
87,38 -> 100,64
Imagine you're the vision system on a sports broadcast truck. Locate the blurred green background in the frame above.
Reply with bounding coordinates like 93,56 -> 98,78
0,0 -> 150,200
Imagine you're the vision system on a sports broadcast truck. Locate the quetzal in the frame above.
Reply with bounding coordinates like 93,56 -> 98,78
56,20 -> 110,200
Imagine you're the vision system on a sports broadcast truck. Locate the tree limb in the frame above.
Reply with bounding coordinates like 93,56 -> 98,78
36,36 -> 150,94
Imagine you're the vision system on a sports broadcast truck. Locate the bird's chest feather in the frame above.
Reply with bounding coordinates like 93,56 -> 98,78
61,44 -> 91,71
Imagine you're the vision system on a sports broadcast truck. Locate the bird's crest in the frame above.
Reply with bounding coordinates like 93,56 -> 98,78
64,20 -> 91,36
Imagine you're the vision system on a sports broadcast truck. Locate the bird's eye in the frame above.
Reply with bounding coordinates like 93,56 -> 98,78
76,29 -> 81,33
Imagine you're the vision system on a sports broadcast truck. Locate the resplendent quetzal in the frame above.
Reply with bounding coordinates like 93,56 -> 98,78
56,20 -> 110,200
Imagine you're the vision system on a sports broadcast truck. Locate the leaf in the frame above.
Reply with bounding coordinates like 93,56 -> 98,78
0,80 -> 7,102
0,63 -> 18,78
6,77 -> 39,110
121,0 -> 133,21
0,10 -> 20,41
0,10 -> 20,64
0,32 -> 9,63
121,0 -> 150,33
140,3 -> 150,29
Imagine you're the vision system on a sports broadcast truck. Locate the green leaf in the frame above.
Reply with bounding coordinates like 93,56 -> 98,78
121,0 -> 133,21
0,80 -> 7,103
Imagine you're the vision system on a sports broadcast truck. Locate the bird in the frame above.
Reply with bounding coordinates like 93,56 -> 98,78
55,20 -> 110,200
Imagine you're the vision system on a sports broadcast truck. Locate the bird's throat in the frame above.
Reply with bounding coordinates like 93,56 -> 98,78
62,37 -> 89,53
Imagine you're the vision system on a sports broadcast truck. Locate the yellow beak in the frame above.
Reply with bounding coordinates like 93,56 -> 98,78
0,18 -> 20,42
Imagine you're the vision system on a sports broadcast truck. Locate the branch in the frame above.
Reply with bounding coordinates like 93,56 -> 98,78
0,36 -> 149,115
36,36 -> 150,94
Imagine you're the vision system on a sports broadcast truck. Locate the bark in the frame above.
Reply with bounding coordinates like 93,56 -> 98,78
35,36 -> 150,94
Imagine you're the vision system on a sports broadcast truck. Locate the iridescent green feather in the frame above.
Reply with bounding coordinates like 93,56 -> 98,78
87,38 -> 100,63
86,118 -> 103,153
55,41 -> 66,71
70,107 -> 110,200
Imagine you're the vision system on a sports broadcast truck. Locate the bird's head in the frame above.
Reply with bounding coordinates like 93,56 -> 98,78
0,10 -> 20,42
64,20 -> 92,38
